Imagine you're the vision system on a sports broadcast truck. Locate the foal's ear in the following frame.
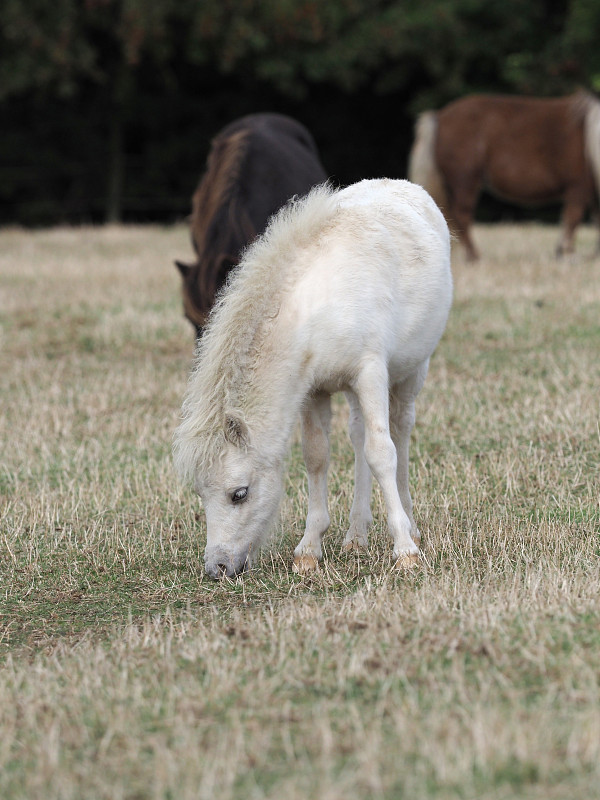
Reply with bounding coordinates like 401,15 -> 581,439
175,259 -> 193,278
223,415 -> 249,449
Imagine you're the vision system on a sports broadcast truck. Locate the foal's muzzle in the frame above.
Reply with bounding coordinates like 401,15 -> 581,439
204,546 -> 250,580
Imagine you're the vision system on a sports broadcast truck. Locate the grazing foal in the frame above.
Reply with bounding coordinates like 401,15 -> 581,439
174,179 -> 452,578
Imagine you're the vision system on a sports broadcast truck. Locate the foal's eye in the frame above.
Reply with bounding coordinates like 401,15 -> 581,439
231,487 -> 248,504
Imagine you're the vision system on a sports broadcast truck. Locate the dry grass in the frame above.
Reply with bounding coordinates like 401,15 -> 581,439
1,221 -> 599,799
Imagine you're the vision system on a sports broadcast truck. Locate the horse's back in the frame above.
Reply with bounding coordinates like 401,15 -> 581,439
438,93 -> 575,129
437,95 -> 582,161
336,179 -> 450,267
217,112 -> 319,154
283,180 -> 452,386
436,93 -> 584,195
240,115 -> 327,214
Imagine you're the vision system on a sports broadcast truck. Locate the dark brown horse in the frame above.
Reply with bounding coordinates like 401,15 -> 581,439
408,91 -> 600,260
175,113 -> 327,336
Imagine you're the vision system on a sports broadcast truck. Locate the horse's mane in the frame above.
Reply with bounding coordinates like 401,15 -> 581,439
173,181 -> 336,485
191,129 -> 252,251
188,130 -> 255,311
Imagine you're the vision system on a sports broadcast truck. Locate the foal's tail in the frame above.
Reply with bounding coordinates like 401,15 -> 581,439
583,94 -> 600,203
407,111 -> 449,215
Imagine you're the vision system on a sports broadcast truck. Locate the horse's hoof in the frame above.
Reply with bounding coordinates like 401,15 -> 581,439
394,552 -> 421,570
293,554 -> 320,574
342,540 -> 367,554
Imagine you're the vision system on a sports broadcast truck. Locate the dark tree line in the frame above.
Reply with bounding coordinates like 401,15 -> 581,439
1,0 -> 599,225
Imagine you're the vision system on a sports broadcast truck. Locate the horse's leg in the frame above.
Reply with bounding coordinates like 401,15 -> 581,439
447,177 -> 480,262
341,391 -> 372,552
293,391 -> 332,573
353,360 -> 420,568
591,208 -> 600,257
556,193 -> 586,257
389,364 -> 429,547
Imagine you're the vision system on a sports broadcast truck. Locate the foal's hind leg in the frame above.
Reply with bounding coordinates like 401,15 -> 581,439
353,360 -> 420,567
341,391 -> 373,552
389,365 -> 429,547
293,391 -> 332,573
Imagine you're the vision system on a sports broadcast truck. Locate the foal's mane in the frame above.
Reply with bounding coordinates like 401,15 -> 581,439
174,182 -> 336,484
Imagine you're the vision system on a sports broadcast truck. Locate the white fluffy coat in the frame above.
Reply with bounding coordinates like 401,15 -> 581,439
173,178 -> 452,578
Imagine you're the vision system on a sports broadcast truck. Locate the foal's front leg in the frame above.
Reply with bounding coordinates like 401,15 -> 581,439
293,392 -> 332,573
354,361 -> 420,568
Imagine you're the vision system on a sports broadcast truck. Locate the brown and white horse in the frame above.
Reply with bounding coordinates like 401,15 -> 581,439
175,113 -> 327,336
408,91 -> 600,260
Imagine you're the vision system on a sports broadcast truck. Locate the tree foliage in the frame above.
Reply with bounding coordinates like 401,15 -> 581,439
3,0 -> 598,104
1,0 -> 599,223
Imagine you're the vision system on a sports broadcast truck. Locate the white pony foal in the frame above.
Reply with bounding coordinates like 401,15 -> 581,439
174,179 -> 452,578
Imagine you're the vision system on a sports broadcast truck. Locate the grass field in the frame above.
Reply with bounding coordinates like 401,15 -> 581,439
1,221 -> 599,799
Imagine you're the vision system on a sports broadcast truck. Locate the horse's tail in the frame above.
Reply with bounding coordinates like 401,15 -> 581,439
407,111 -> 448,214
583,94 -> 600,203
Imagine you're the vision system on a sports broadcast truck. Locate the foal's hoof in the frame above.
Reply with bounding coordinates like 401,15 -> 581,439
293,554 -> 320,574
394,552 -> 421,570
342,540 -> 367,554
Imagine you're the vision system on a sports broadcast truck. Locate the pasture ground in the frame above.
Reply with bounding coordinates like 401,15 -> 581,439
1,222 -> 599,799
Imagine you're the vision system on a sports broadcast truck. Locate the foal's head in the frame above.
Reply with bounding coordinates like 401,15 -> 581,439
192,415 -> 284,579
